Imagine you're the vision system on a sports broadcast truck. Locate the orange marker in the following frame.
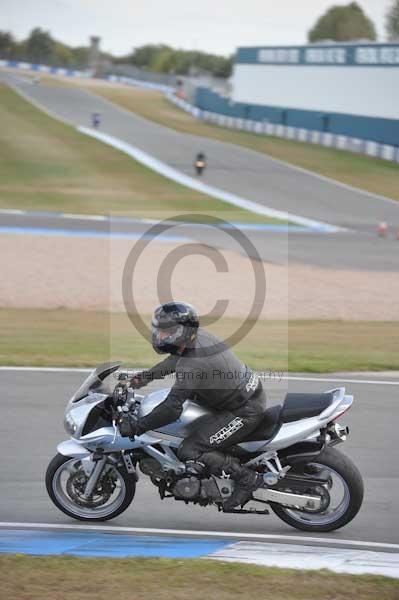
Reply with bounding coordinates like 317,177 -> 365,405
378,222 -> 388,237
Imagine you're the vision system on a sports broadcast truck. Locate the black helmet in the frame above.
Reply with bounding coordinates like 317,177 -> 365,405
151,301 -> 199,355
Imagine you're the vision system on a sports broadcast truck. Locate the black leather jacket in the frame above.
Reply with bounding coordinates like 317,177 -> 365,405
137,328 -> 261,433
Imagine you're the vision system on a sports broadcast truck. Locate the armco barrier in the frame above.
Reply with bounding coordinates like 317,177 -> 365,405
0,59 -> 91,78
167,93 -> 399,164
106,74 -> 174,94
0,58 -> 175,93
195,85 -> 399,146
2,59 -> 397,164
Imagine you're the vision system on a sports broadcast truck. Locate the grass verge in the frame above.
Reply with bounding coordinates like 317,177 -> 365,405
0,555 -> 397,600
0,83 -> 278,224
1,308 -> 398,372
61,79 -> 399,202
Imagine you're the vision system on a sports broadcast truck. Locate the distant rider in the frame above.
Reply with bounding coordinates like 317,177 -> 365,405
194,152 -> 206,175
92,112 -> 101,129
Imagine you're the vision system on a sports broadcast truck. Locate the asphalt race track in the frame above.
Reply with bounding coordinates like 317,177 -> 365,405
0,72 -> 398,548
1,71 -> 399,272
2,208 -> 399,272
3,73 -> 398,230
1,369 -> 398,546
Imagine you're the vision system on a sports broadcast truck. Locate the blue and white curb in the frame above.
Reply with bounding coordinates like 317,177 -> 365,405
0,224 -> 190,243
0,524 -> 398,578
211,541 -> 399,578
0,208 -> 312,234
0,529 -> 227,560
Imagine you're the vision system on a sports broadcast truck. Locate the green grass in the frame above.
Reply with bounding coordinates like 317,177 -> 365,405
0,83 -> 279,224
71,80 -> 399,201
0,555 -> 397,600
1,308 -> 398,372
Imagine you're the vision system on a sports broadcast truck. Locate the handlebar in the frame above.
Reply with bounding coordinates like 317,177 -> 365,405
112,381 -> 130,406
112,382 -> 138,414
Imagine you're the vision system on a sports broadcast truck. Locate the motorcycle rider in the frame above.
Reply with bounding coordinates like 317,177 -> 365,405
91,112 -> 101,129
194,152 -> 206,175
119,301 -> 266,510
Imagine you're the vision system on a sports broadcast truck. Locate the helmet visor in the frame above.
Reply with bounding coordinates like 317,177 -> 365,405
151,323 -> 185,349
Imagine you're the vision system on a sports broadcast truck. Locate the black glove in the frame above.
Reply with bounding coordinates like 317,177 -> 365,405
130,370 -> 151,389
118,412 -> 139,438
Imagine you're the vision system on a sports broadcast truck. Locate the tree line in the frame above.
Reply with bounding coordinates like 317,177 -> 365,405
118,44 -> 233,77
0,3 -> 398,77
0,28 -> 94,69
0,28 -> 233,77
308,1 -> 399,43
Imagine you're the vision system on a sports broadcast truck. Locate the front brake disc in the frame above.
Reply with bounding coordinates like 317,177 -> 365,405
66,469 -> 114,508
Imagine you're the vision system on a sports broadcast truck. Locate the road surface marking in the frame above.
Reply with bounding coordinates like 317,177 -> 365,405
1,366 -> 398,385
0,522 -> 398,551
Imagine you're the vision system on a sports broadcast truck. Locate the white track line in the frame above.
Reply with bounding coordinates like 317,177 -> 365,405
0,522 -> 397,551
78,126 -> 340,233
4,77 -> 339,233
91,85 -> 399,209
0,366 -> 92,373
283,375 -> 399,386
0,209 -> 25,215
8,71 -> 398,212
165,96 -> 399,207
79,83 -> 399,210
7,79 -> 74,127
1,366 -> 398,385
60,213 -> 107,221
209,542 -> 399,578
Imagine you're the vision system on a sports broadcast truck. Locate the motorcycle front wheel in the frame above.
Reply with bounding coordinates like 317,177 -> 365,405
45,453 -> 136,521
269,447 -> 364,532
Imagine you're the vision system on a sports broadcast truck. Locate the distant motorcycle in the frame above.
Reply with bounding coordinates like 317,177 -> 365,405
46,362 -> 363,531
194,153 -> 206,176
92,112 -> 101,129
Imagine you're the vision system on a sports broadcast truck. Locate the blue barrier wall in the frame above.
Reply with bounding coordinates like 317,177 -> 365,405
195,87 -> 399,146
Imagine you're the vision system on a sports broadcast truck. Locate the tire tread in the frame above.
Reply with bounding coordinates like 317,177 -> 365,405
270,446 -> 364,532
45,453 -> 136,522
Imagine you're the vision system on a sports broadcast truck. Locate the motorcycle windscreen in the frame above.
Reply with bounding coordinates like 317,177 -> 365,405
71,362 -> 121,402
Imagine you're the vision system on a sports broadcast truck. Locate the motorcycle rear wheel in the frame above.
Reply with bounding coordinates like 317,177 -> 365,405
269,447 -> 364,532
46,453 -> 136,521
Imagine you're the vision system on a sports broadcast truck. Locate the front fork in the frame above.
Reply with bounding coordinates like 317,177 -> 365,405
81,450 -> 138,499
82,455 -> 107,500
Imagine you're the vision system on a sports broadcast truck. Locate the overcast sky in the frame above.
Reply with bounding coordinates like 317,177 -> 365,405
0,0 -> 393,56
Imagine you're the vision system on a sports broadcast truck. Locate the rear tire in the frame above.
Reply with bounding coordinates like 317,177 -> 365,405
270,447 -> 363,532
46,453 -> 136,522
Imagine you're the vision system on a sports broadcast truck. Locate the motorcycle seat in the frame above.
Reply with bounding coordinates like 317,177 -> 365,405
238,392 -> 335,443
281,392 -> 334,423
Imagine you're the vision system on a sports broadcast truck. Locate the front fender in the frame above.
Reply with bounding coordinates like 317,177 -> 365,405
57,439 -> 91,459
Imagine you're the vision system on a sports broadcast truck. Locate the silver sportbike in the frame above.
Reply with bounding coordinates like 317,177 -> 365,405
46,362 -> 364,532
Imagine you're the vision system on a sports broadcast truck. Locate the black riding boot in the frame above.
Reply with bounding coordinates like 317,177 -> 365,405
184,460 -> 206,477
223,466 -> 262,510
184,452 -> 262,510
209,454 -> 262,510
